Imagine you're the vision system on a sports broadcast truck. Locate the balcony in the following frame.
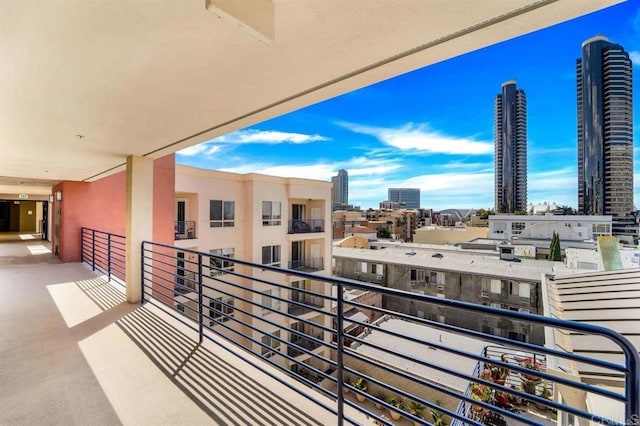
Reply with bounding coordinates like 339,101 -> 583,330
289,292 -> 325,316
4,229 -> 639,426
289,257 -> 324,272
174,220 -> 196,240
288,219 -> 324,234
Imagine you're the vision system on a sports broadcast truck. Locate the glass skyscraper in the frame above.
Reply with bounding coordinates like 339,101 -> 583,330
577,36 -> 633,217
388,188 -> 420,209
494,80 -> 527,213
331,169 -> 348,210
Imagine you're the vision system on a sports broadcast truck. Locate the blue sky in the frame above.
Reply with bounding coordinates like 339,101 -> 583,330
177,2 -> 640,211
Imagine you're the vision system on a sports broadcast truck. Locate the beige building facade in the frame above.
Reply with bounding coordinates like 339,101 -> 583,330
173,165 -> 333,378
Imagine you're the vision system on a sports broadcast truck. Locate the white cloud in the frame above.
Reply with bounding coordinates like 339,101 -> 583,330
177,129 -> 328,157
219,156 -> 401,181
214,129 -> 329,144
177,144 -> 221,157
339,122 -> 493,155
630,51 -> 640,67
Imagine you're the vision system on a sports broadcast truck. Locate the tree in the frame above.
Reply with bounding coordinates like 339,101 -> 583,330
549,231 -> 562,261
377,227 -> 391,238
557,205 -> 577,215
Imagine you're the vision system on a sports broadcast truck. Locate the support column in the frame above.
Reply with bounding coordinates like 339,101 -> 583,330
125,155 -> 153,303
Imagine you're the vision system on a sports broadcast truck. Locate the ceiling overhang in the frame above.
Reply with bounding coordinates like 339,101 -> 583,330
0,0 -> 623,196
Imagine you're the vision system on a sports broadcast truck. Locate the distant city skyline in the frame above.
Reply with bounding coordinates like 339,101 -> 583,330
331,169 -> 348,210
176,2 -> 639,211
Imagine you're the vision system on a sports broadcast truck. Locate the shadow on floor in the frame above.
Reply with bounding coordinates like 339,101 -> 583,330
77,275 -> 326,426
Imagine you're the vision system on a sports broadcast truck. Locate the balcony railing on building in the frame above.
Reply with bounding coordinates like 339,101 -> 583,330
289,219 -> 324,234
289,291 -> 325,315
289,257 -> 324,272
174,220 -> 196,240
81,227 -> 640,426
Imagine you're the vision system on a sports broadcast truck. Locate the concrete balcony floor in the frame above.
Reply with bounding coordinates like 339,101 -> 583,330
0,237 -> 369,425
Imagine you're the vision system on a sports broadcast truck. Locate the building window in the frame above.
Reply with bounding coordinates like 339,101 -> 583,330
508,331 -> 527,342
358,261 -> 368,273
511,222 -> 526,235
262,245 -> 281,267
261,330 -> 281,358
519,282 -> 531,299
490,279 -> 502,294
210,248 -> 234,276
262,201 -> 282,226
410,269 -> 426,281
210,200 -> 235,227
371,263 -> 384,274
262,288 -> 281,315
429,271 -> 444,285
209,297 -> 234,324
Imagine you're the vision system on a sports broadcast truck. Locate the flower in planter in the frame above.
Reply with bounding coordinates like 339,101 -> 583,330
517,356 -> 543,380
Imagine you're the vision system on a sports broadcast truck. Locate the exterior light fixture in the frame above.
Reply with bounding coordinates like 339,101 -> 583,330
56,190 -> 62,201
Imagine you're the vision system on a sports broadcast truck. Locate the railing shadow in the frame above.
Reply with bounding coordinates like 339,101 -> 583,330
117,306 -> 325,426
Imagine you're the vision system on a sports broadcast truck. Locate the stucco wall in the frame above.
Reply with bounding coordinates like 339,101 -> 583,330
53,154 -> 175,262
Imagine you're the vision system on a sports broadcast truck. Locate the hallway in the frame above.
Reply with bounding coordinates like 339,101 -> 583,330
0,233 -> 59,266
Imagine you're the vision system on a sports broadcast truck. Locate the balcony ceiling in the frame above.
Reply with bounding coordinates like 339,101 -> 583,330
0,0 -> 621,193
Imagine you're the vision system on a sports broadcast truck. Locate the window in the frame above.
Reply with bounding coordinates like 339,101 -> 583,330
519,282 -> 531,299
509,281 -> 518,296
210,248 -> 234,276
511,222 -> 526,235
210,200 -> 235,227
358,261 -> 368,273
261,330 -> 281,358
209,297 -> 234,324
490,279 -> 502,294
262,245 -> 281,267
429,271 -> 443,285
508,331 -> 527,342
262,288 -> 281,315
262,201 -> 281,226
371,263 -> 384,274
410,269 -> 426,281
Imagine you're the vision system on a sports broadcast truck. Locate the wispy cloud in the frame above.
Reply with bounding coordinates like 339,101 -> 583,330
630,51 -> 640,67
177,129 -> 328,157
218,156 -> 402,181
338,122 -> 493,155
214,129 -> 329,144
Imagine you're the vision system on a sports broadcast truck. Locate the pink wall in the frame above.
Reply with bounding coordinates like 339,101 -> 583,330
53,154 -> 175,262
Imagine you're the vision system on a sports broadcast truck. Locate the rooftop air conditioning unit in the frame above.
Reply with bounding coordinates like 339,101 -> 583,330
481,291 -> 489,298
354,272 -> 360,278
437,285 -> 445,291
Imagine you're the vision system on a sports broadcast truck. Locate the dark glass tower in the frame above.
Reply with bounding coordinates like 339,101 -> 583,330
577,36 -> 633,217
495,81 -> 527,213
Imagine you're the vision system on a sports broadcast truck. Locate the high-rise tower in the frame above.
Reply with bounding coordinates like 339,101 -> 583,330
331,169 -> 348,210
577,36 -> 633,217
495,81 -> 527,213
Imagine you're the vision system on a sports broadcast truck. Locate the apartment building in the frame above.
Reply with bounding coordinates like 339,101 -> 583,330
332,244 -> 588,345
173,165 -> 332,378
488,214 -> 612,241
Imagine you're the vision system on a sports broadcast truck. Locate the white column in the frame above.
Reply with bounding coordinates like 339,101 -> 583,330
125,155 -> 153,303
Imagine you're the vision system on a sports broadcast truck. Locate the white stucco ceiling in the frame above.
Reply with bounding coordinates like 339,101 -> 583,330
0,0 -> 622,194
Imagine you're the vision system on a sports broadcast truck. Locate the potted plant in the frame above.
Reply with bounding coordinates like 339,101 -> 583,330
388,396 -> 406,421
353,377 -> 368,402
374,393 -> 386,410
431,408 -> 448,426
535,386 -> 552,411
409,401 -> 425,426
517,357 -> 542,381
470,383 -> 492,412
343,376 -> 352,394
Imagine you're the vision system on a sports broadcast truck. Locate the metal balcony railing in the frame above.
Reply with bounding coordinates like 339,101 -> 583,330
80,227 -> 126,285
289,292 -> 325,315
174,220 -> 196,240
289,219 -> 324,234
288,257 -> 324,271
80,227 -> 640,426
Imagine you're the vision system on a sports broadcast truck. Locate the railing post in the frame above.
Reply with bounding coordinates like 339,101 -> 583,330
80,227 -> 84,264
140,242 -> 145,304
107,233 -> 112,282
91,229 -> 96,271
198,253 -> 203,344
336,281 -> 345,425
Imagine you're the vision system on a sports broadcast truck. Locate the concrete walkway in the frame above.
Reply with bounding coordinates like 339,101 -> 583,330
0,258 -> 368,425
0,232 -> 59,266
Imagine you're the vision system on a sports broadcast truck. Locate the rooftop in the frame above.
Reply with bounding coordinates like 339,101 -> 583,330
333,245 -> 588,281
